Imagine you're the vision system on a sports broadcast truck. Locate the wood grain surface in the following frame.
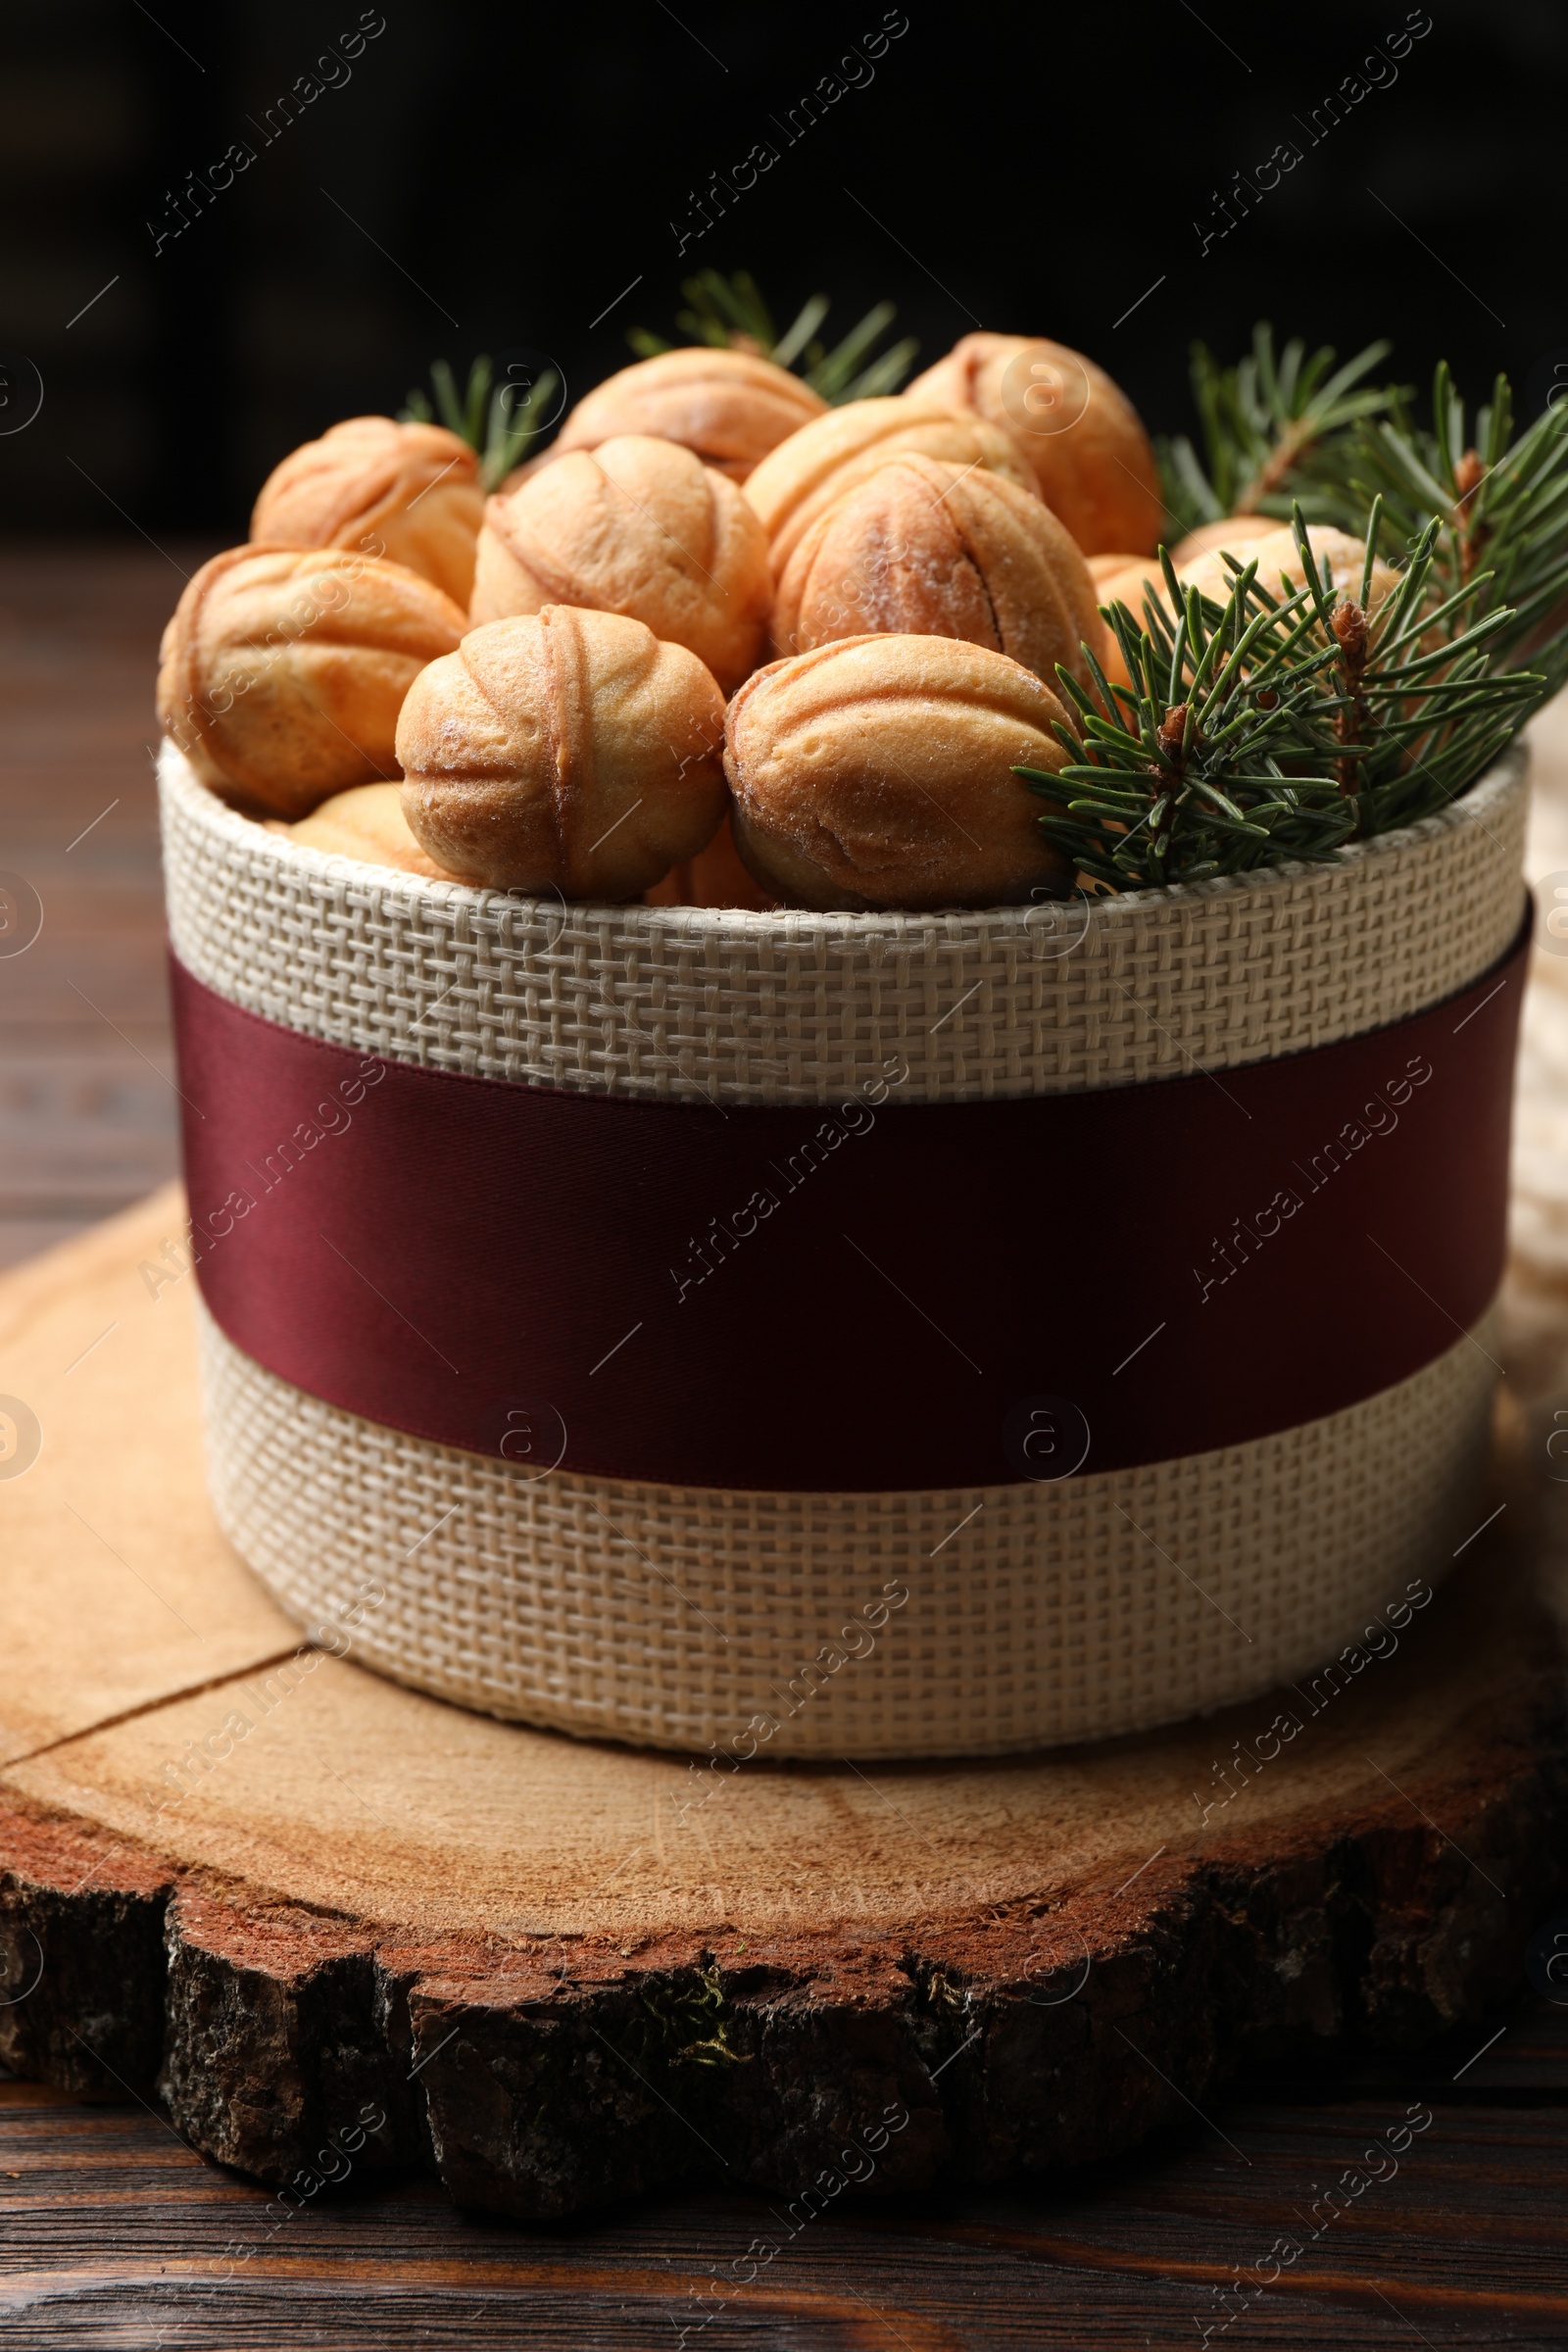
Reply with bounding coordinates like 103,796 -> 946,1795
0,2015 -> 1564,2346
3,546 -> 1568,2341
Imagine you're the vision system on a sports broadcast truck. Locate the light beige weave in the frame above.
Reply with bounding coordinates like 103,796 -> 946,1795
164,740 -> 1528,1755
198,1296 -> 1499,1758
160,743 -> 1529,1106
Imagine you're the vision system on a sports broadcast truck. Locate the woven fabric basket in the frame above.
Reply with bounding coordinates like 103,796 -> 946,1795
161,741 -> 1530,1759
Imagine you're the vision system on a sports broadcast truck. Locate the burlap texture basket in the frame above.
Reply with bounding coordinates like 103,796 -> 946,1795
161,741 -> 1530,1758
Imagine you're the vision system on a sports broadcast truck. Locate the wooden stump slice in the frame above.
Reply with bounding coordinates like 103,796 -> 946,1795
0,1193 -> 1564,2221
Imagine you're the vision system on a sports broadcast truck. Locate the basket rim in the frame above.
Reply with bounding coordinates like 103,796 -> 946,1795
160,735 -> 1530,945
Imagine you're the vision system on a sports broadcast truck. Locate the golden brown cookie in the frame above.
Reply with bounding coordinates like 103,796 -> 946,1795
287,783 -> 458,878
157,545 -> 467,818
1087,551 -> 1152,586
396,605 -> 728,898
468,435 -> 771,694
1089,553 -> 1170,621
772,455 -> 1106,691
643,814 -> 778,911
1086,555 -> 1172,690
742,398 -> 1035,576
553,348 -> 828,482
251,417 -> 485,606
1180,525 -> 1398,616
723,634 -> 1076,910
905,334 -> 1163,557
1169,514 -> 1277,567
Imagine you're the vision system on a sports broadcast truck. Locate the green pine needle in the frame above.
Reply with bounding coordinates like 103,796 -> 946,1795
401,356 -> 561,490
1341,363 -> 1568,697
1158,323 -> 1404,535
626,270 -> 916,404
1017,501 -> 1545,896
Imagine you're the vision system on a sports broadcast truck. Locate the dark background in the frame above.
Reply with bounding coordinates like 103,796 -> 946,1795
0,0 -> 1563,543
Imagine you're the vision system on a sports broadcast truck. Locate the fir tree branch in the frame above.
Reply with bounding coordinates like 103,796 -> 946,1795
626,271 -> 917,403
802,299 -> 899,398
769,292 -> 830,368
1016,506 -> 1545,894
401,357 -> 560,489
1157,323 -> 1402,534
1346,363 -> 1568,695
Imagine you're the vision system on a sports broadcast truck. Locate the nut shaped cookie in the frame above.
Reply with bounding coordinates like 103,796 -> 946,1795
396,605 -> 728,898
251,416 -> 485,606
1089,554 -> 1172,689
772,455 -> 1106,690
288,783 -> 458,878
1180,525 -> 1398,616
742,398 -> 1035,576
643,813 -> 777,912
1089,553 -> 1170,620
553,348 -> 828,482
157,545 -> 467,817
469,435 -> 771,694
906,334 -> 1162,558
1169,514 -> 1276,567
1088,551 -> 1165,588
723,634 -> 1076,911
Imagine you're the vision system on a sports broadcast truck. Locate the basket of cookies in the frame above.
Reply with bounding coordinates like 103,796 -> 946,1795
154,301 -> 1565,1760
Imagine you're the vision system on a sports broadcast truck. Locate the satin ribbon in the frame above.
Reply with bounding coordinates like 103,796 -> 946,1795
171,910 -> 1529,1493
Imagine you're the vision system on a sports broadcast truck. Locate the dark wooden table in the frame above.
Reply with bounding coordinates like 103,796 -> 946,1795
0,545 -> 187,1269
2,545 -> 1566,2346
1,2023 -> 1565,2345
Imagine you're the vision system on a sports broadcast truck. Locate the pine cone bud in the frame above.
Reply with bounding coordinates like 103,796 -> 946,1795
1454,449 -> 1486,502
1332,597 -> 1368,665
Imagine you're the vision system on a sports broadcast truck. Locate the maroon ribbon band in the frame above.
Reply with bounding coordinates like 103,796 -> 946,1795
171,913 -> 1529,1494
